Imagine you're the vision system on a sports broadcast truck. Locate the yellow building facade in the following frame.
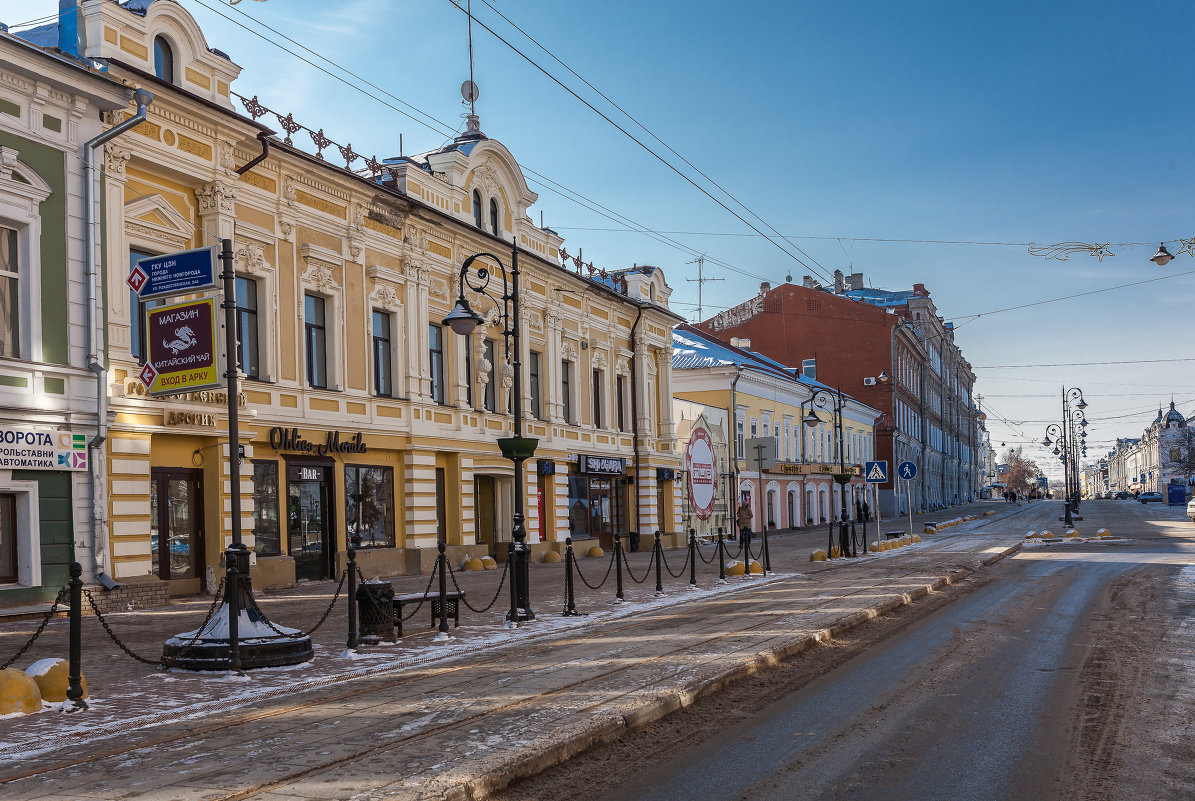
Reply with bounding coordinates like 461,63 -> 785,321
69,0 -> 681,595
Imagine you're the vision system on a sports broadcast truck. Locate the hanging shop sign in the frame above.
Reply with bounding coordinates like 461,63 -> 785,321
128,246 -> 217,300
685,426 -> 718,521
578,455 -> 625,475
139,297 -> 222,396
269,426 -> 368,456
0,427 -> 88,471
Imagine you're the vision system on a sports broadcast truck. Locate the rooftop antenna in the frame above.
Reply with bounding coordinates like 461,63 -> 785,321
460,0 -> 482,138
685,254 -> 723,322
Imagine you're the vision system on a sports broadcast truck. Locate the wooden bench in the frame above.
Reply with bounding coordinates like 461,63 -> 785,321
395,591 -> 466,634
884,530 -> 906,540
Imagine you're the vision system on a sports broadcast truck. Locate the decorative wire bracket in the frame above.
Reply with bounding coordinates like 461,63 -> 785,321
1026,242 -> 1115,262
232,92 -> 385,177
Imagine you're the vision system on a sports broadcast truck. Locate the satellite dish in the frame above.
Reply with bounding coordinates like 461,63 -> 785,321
461,80 -> 480,103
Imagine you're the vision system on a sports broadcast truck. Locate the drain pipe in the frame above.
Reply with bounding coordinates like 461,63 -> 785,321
83,88 -> 153,586
629,305 -> 644,536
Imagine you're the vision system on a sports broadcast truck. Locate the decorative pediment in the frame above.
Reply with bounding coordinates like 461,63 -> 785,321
299,243 -> 343,292
592,350 -> 609,371
561,340 -> 577,361
428,276 -> 450,303
124,193 -> 192,250
369,281 -> 402,311
615,358 -> 630,376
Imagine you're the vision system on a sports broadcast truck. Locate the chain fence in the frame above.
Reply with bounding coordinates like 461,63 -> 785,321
659,542 -> 690,579
573,547 -> 616,590
0,586 -> 67,670
445,558 -> 509,614
695,537 -> 720,565
85,581 -> 225,668
621,547 -> 656,585
250,570 -> 347,639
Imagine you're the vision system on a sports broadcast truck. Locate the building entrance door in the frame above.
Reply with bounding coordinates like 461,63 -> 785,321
589,476 -> 626,550
474,476 -> 497,556
287,463 -> 334,581
149,469 -> 205,582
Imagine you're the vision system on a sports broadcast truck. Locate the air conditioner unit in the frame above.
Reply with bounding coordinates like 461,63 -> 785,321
863,377 -> 877,386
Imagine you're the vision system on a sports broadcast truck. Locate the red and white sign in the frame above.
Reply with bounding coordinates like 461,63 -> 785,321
126,264 -> 148,293
685,426 -> 718,520
137,361 -> 158,389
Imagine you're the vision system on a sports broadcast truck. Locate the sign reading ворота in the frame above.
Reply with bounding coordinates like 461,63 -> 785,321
686,426 -> 718,520
139,297 -> 223,396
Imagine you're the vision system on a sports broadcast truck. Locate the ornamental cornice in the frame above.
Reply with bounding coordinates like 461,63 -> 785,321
560,340 -> 577,361
125,221 -> 187,251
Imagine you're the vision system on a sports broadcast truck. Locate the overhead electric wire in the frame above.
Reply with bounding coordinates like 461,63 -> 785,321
977,356 -> 1195,369
466,0 -> 833,282
443,0 -> 835,285
955,268 -> 1195,321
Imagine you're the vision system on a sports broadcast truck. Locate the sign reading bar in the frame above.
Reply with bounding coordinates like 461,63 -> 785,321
580,455 -> 625,475
0,427 -> 88,471
686,426 -> 717,520
140,297 -> 222,396
129,246 -> 218,300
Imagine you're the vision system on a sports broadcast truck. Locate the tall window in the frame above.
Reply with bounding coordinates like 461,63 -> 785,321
465,337 -> 473,407
561,360 -> 572,423
371,310 -> 392,396
304,294 -> 327,389
490,198 -> 499,235
435,467 -> 447,541
153,36 -> 174,83
483,339 -> 496,412
472,190 -> 483,229
0,228 -> 17,359
528,350 -> 542,419
0,493 -> 16,582
429,323 -> 445,404
346,465 -> 395,548
616,375 -> 627,433
736,417 -> 745,459
592,369 -> 603,429
234,277 -> 260,379
250,461 -> 280,556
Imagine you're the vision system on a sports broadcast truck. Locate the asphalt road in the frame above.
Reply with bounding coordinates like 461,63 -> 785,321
499,499 -> 1195,801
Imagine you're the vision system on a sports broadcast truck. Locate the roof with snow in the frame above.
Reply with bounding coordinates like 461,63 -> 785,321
671,325 -> 836,393
842,288 -> 916,307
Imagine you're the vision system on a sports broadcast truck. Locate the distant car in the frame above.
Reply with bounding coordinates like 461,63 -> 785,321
1139,492 -> 1164,504
1187,498 -> 1195,522
1114,491 -> 1133,500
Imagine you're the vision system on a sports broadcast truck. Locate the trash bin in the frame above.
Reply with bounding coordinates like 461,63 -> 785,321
356,580 -> 396,642
628,531 -> 640,552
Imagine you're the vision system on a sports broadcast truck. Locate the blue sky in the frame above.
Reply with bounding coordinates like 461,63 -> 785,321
5,0 -> 1194,476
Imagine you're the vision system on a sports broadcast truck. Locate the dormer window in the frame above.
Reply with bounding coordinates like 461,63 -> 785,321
472,190 -> 483,229
489,198 -> 499,235
153,36 -> 175,83
649,283 -> 657,302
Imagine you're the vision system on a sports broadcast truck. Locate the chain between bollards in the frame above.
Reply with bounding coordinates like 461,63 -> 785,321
688,530 -> 698,587
66,562 -> 86,712
717,527 -> 727,583
563,538 -> 582,616
614,533 -> 625,603
346,548 -> 358,650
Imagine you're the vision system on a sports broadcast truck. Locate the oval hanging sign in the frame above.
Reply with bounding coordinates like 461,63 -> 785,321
686,426 -> 718,520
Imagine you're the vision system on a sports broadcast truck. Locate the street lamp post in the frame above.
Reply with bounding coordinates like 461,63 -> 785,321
443,241 -> 536,624
1043,386 -> 1087,528
804,386 -> 857,558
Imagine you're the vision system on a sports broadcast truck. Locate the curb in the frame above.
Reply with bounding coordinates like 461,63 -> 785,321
457,539 -> 1024,798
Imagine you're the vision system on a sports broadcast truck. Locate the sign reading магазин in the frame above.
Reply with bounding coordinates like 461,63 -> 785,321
140,297 -> 222,396
0,427 -> 88,471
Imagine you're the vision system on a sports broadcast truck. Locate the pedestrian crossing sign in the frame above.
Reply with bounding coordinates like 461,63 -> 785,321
865,460 -> 888,483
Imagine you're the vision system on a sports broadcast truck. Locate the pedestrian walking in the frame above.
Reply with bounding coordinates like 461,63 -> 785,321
736,499 -> 753,545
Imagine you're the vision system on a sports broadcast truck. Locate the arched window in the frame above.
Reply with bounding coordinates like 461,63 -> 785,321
153,36 -> 175,83
489,198 -> 499,235
472,190 -> 483,229
649,282 -> 657,302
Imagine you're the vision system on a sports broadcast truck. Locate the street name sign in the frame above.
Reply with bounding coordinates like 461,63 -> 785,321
139,297 -> 223,396
129,246 -> 217,300
865,460 -> 888,483
898,461 -> 918,480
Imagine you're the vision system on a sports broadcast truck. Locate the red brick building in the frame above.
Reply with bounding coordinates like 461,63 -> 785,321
697,273 -> 977,515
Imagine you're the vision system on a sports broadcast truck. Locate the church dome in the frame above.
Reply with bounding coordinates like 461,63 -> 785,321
1165,401 -> 1186,428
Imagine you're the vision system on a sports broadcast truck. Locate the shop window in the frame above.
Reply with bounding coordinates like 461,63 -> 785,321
0,493 -> 15,583
561,359 -> 572,423
429,323 -> 446,404
483,338 -> 496,412
235,276 -> 260,380
528,350 -> 542,419
304,293 -> 328,389
566,475 -> 590,539
153,36 -> 174,83
345,465 -> 395,548
372,310 -> 392,397
250,461 -> 280,556
0,227 -> 17,359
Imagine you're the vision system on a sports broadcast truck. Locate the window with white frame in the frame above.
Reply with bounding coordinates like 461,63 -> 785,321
372,309 -> 393,397
561,359 -> 572,424
235,277 -> 260,380
0,227 -> 17,359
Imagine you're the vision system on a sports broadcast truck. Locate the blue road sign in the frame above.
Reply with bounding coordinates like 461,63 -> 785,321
864,460 -> 888,483
130,246 -> 217,300
897,460 -> 918,480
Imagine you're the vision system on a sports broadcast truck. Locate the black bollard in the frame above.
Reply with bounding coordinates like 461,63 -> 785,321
346,548 -> 358,650
688,529 -> 697,588
506,540 -> 519,627
717,527 -> 726,583
827,520 -> 836,559
614,533 -> 625,603
563,538 -> 581,616
66,562 -> 86,711
225,549 -> 241,673
653,530 -> 664,595
743,529 -> 753,578
437,541 -> 449,637
761,522 -> 772,575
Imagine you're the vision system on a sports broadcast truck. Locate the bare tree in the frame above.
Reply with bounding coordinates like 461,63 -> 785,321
999,447 -> 1044,496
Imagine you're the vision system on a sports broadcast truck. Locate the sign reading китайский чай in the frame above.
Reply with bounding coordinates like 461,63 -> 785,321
138,297 -> 222,397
